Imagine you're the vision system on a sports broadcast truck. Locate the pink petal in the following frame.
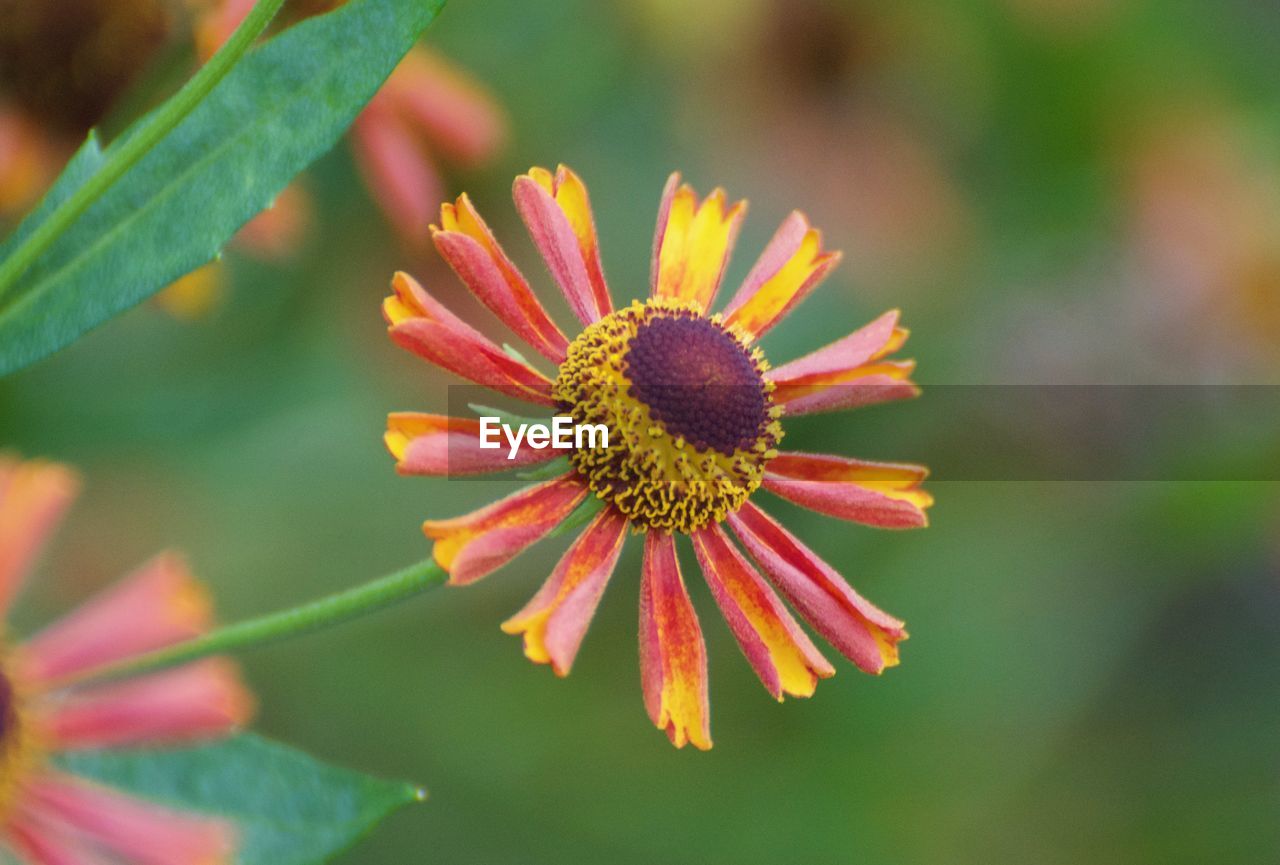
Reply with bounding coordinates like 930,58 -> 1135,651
385,412 -> 561,476
721,211 -> 840,340
727,502 -> 907,674
649,172 -> 680,295
18,772 -> 234,865
767,310 -> 919,415
15,553 -> 213,687
432,193 -> 568,362
691,524 -> 833,700
501,507 -> 628,675
639,532 -> 711,750
350,102 -> 442,252
42,659 -> 254,749
384,271 -> 556,407
768,310 -> 902,380
773,373 -> 920,416
763,452 -> 932,529
0,457 -> 79,618
382,48 -> 506,166
422,475 -> 589,584
5,813 -> 115,865
513,166 -> 611,324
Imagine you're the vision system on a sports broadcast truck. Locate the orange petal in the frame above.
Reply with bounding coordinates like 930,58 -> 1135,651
722,211 -> 840,340
422,475 -> 588,584
0,455 -> 79,617
501,507 -> 628,675
639,532 -> 711,750
650,172 -> 747,313
692,524 -> 833,699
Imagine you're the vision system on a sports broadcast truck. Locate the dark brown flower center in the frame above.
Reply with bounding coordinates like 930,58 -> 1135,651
0,0 -> 173,136
624,313 -> 773,456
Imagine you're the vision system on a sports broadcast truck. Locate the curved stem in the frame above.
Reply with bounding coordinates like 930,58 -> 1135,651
0,0 -> 288,302
66,558 -> 448,686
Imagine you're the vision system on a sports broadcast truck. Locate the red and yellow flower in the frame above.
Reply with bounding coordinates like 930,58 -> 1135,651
0,456 -> 254,864
383,166 -> 929,749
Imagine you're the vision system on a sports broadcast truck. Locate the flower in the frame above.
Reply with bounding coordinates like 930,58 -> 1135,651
0,0 -> 175,220
383,166 -> 929,749
195,0 -> 507,251
0,455 -> 255,863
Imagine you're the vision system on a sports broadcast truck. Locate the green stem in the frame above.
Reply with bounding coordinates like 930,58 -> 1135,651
66,558 -> 447,686
0,0 -> 288,302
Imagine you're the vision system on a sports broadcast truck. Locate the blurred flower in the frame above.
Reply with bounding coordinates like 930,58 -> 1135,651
1122,109 -> 1280,375
0,0 -> 176,220
152,262 -> 225,321
195,0 -> 507,252
0,0 -> 231,318
632,0 -> 978,294
383,166 -> 928,748
0,455 -> 254,864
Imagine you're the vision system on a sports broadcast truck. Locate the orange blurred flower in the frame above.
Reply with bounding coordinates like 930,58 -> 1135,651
0,455 -> 254,863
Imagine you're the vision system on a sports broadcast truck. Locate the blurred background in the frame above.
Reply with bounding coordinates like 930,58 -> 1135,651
1,0 -> 1277,863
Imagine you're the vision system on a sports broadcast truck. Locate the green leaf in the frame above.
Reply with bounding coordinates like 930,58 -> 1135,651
0,0 -> 446,376
55,734 -> 424,865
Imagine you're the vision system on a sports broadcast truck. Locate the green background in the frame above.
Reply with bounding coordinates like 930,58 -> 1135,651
2,0 -> 1277,862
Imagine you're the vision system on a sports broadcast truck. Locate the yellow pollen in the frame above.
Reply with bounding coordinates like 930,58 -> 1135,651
554,299 -> 782,534
0,650 -> 42,820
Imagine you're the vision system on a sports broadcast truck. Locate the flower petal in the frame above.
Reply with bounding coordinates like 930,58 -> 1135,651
721,211 -> 840,340
639,532 -> 711,750
501,507 -> 628,675
727,502 -> 907,674
5,811 -> 115,865
385,412 -> 562,476
692,524 -> 833,700
384,271 -> 555,406
422,475 -> 588,584
767,309 -> 919,414
763,452 -> 932,529
433,193 -> 568,362
650,172 -> 747,313
351,103 -> 442,251
382,47 -> 506,166
512,165 -> 612,324
41,659 -> 253,750
0,456 -> 79,617
15,553 -> 213,686
17,772 -> 234,865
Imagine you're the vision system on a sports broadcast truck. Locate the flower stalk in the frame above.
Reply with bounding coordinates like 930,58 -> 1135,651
65,557 -> 447,686
0,0 -> 288,302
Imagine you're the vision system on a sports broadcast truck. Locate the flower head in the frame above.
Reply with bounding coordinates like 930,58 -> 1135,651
383,166 -> 929,749
0,455 -> 254,863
